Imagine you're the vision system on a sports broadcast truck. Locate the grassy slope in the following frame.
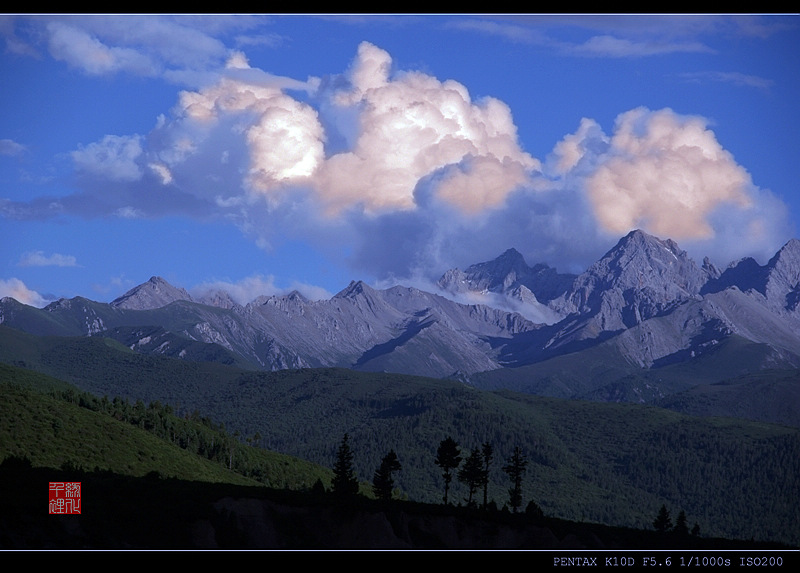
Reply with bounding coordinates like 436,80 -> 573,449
0,362 -> 335,491
0,379 -> 254,485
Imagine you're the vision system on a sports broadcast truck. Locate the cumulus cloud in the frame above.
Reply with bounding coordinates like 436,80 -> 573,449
18,251 -> 79,267
548,106 -> 791,266
53,40 -> 537,225
72,134 -> 144,182
548,117 -> 608,176
584,107 -> 754,240
311,42 -> 539,215
0,278 -> 49,307
2,37 -> 792,285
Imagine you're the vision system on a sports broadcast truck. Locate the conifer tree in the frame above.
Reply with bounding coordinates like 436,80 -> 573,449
458,447 -> 484,507
372,450 -> 402,501
502,446 -> 528,513
674,510 -> 689,536
332,433 -> 359,497
435,437 -> 462,505
481,442 -> 493,509
653,504 -> 673,533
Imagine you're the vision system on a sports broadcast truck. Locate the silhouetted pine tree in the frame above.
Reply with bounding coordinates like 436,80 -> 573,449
458,447 -> 484,507
372,450 -> 402,501
653,504 -> 673,533
435,437 -> 462,505
502,446 -> 527,513
674,510 -> 689,536
332,433 -> 359,497
481,442 -> 493,509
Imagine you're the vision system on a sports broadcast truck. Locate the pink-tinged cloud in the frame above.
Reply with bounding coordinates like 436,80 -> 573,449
584,107 -> 753,241
0,277 -> 49,307
548,117 -> 607,176
313,42 -> 539,215
6,37 -> 792,284
134,41 -> 538,217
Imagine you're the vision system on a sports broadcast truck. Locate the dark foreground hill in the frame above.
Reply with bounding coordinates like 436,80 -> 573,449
1,459 -> 793,551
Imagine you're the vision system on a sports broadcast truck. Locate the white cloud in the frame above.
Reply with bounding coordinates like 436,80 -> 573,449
313,41 -> 539,215
5,36 -> 792,285
679,71 -> 774,91
148,162 -> 173,185
548,117 -> 607,176
114,206 -> 145,219
191,274 -> 331,304
0,278 -> 49,307
447,19 -> 547,45
40,16 -> 245,83
450,16 -> 718,58
76,40 -> 538,223
569,35 -> 713,57
0,138 -> 27,156
18,251 -> 79,267
46,20 -> 155,76
72,134 -> 144,182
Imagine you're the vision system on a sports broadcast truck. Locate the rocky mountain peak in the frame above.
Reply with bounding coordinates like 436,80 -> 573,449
703,239 -> 800,309
333,280 -> 378,300
554,230 -> 711,330
111,276 -> 193,310
768,238 -> 800,275
4,229 -> 800,385
586,229 -> 708,292
196,289 -> 239,310
464,247 -> 528,281
496,247 -> 526,265
763,239 -> 800,309
437,248 -> 574,304
286,290 -> 308,302
702,257 -> 764,296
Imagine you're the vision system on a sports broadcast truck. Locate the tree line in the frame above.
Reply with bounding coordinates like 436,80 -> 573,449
653,504 -> 701,537
40,385 -> 321,487
331,433 -> 540,515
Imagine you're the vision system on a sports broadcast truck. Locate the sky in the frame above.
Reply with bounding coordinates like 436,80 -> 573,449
2,14 -> 799,307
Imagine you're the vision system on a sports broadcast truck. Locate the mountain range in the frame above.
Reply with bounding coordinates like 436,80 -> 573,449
2,229 -> 799,404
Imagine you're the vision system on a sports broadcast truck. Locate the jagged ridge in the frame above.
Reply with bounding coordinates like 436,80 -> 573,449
2,230 -> 800,394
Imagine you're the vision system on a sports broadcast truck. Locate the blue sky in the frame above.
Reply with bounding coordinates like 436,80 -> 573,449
2,14 -> 799,306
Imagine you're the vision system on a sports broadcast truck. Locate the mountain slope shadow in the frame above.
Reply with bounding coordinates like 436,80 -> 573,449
352,317 -> 436,369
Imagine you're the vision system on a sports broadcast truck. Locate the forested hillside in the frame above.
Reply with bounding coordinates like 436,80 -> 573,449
2,331 -> 798,546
